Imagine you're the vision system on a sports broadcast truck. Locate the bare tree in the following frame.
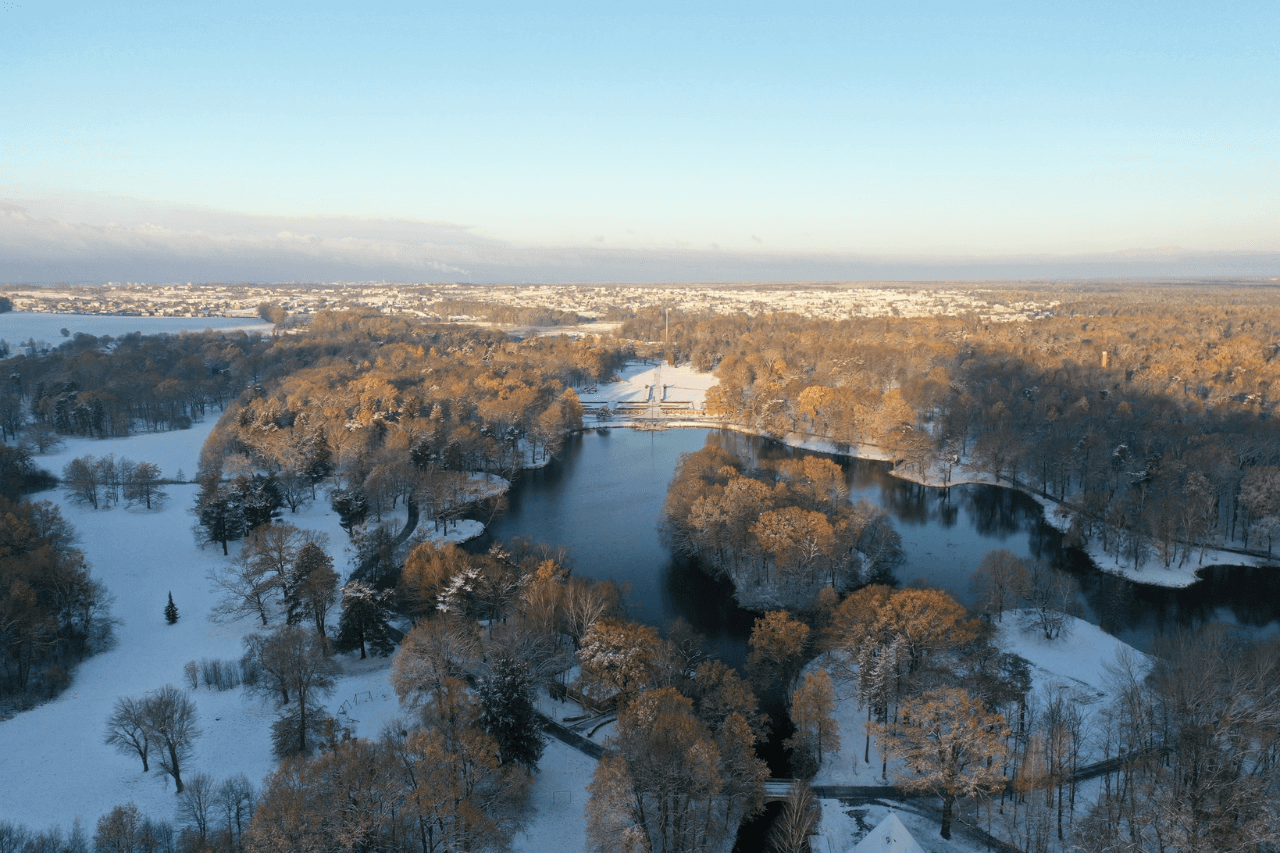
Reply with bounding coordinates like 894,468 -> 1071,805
62,456 -> 102,509
208,553 -> 279,627
215,774 -> 256,853
1023,561 -> 1079,641
177,772 -> 216,845
122,460 -> 167,510
143,684 -> 201,794
767,780 -> 821,853
970,549 -> 1031,623
243,626 -> 338,756
104,695 -> 150,772
209,523 -> 320,626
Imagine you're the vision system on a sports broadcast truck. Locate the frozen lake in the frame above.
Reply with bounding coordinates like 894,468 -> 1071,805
0,312 -> 271,348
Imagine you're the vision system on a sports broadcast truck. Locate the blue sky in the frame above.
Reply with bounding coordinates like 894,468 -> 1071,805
3,1 -> 1278,282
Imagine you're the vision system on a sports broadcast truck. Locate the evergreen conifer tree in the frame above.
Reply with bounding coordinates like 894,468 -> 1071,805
478,655 -> 545,768
333,582 -> 395,659
165,592 -> 179,625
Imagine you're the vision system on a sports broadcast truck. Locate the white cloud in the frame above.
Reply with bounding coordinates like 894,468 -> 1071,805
2,194 -> 1278,284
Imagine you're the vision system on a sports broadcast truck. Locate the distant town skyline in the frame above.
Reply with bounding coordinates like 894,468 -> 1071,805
4,1 -> 1278,283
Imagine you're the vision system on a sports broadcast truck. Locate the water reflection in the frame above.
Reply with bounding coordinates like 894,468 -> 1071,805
482,428 -> 1279,654
659,554 -> 753,669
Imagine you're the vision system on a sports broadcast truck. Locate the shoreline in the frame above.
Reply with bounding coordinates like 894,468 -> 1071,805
577,418 -> 1277,590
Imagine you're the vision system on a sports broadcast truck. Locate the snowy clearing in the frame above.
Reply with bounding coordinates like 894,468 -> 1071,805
0,421 -> 541,843
586,360 -> 719,410
31,417 -> 216,484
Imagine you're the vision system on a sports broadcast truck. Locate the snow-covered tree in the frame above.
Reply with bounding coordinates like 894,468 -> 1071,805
193,480 -> 245,555
233,474 -> 283,531
284,542 -> 338,649
329,487 -> 368,538
478,655 -> 545,768
576,618 -> 663,706
333,581 -> 395,659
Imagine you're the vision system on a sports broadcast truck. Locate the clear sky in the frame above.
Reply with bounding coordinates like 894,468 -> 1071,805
3,1 -> 1278,282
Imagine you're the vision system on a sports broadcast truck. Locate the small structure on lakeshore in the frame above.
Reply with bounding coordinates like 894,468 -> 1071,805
849,812 -> 925,853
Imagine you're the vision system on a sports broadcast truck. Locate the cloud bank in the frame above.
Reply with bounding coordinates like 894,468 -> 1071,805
3,196 -> 1278,285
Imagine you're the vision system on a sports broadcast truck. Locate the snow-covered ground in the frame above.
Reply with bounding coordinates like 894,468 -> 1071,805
0,420 -> 593,848
585,360 -> 719,411
1027,493 -> 1274,588
761,425 -> 1277,591
32,421 -> 214,483
995,612 -> 1144,703
818,801 -> 986,853
811,614 -> 1146,853
513,740 -> 596,853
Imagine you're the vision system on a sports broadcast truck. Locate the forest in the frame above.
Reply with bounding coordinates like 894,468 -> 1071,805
625,285 -> 1280,569
1,285 -> 1278,853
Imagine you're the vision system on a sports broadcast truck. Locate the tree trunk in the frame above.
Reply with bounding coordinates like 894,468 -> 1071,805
865,705 -> 872,764
940,792 -> 955,839
299,699 -> 308,754
170,743 -> 184,794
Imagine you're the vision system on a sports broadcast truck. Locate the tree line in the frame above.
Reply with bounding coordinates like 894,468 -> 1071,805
0,447 -> 113,710
2,328 -> 270,441
189,309 -> 622,556
621,286 -> 1280,570
431,298 -> 587,327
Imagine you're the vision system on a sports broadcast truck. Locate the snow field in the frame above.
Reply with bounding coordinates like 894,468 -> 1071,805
0,421 -> 576,845
588,361 -> 719,409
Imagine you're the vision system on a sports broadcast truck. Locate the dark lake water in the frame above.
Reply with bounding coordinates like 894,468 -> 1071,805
484,427 -> 1280,656
480,426 -> 1280,851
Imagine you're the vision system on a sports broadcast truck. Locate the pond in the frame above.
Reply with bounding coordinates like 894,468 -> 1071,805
483,427 -> 1280,656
